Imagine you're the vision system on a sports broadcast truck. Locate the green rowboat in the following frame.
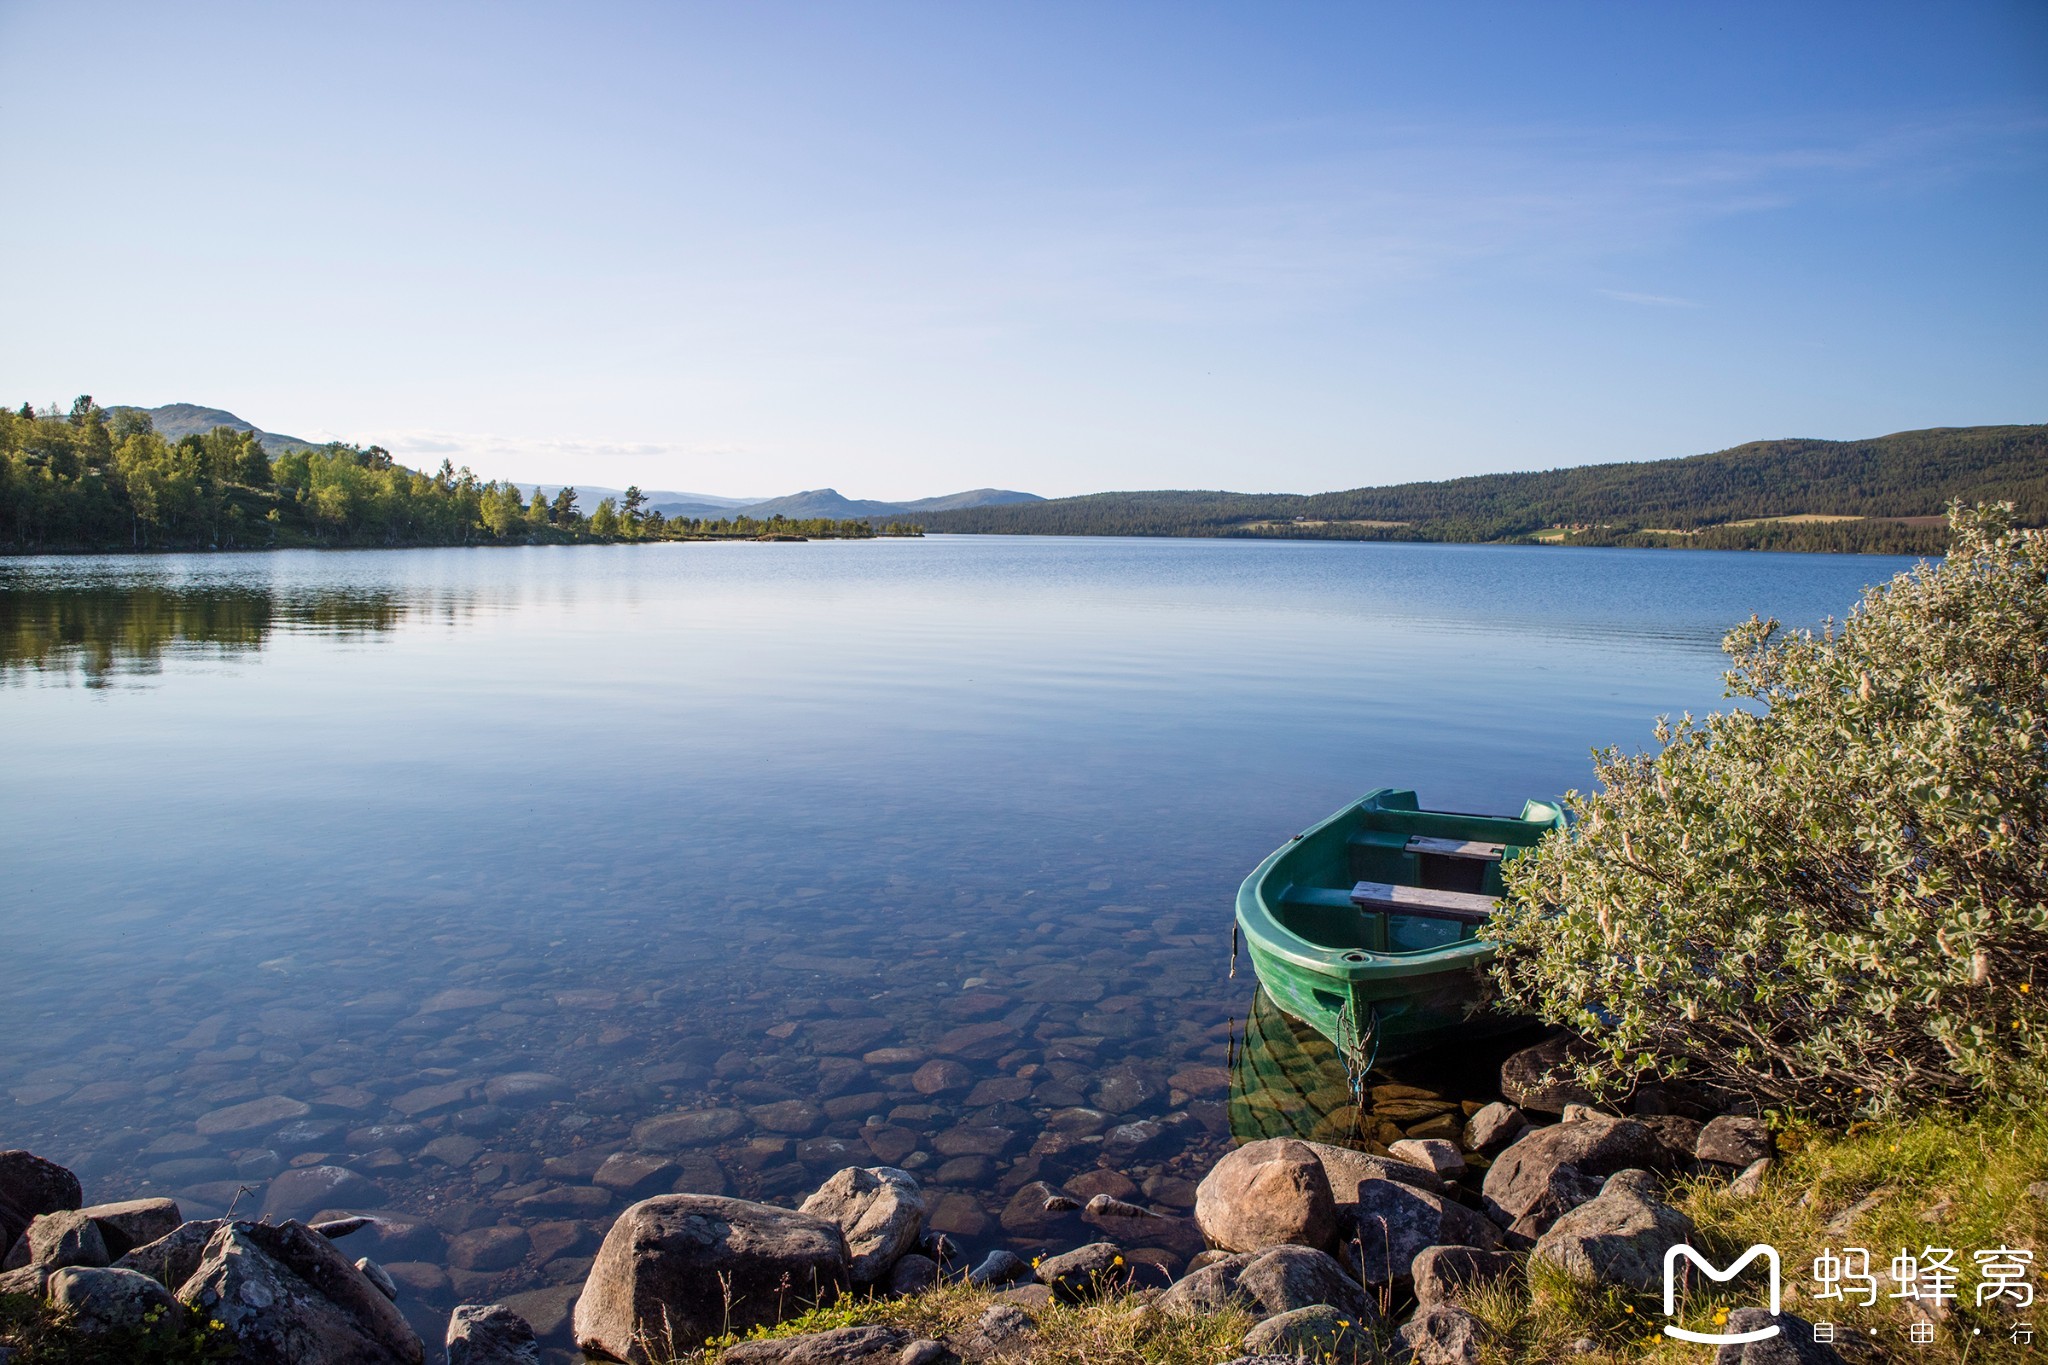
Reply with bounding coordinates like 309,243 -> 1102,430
1234,788 -> 1565,1064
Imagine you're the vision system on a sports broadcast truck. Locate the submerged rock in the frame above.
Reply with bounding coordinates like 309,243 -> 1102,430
260,1165 -> 386,1222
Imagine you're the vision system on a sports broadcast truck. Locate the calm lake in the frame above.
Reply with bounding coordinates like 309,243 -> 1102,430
0,535 -> 1918,1346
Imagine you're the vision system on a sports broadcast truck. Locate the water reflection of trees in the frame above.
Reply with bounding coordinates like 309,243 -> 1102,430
0,583 -> 424,687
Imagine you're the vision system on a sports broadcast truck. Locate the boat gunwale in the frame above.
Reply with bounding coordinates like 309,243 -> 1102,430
1234,788 -> 1564,983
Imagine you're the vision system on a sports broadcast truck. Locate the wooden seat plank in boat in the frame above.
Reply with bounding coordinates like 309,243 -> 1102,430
1404,835 -> 1506,861
1350,879 -> 1499,924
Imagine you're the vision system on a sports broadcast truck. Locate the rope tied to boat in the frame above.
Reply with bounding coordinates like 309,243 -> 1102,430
1334,997 -> 1382,1103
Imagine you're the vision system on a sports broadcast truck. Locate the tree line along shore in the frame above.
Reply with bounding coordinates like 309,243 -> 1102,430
0,399 -> 917,553
6,398 -> 2041,558
915,424 -> 2047,555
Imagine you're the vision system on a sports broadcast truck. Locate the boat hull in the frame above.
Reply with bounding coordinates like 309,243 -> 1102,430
1235,788 -> 1565,1063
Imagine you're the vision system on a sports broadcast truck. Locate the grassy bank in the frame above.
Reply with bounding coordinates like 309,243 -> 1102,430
1473,1107 -> 2047,1363
665,1110 -> 2045,1365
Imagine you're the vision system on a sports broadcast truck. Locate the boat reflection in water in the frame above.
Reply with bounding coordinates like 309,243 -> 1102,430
1229,986 -> 1543,1152
1230,985 -> 1374,1146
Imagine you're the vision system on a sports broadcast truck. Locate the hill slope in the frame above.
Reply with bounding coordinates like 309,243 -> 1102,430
919,425 -> 2047,553
104,403 -> 326,456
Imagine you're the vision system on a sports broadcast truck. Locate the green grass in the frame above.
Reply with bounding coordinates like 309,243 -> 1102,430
0,1293 -> 233,1365
1459,1107 -> 2048,1363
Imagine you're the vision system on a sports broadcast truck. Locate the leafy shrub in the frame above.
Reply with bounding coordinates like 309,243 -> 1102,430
1490,503 -> 2048,1118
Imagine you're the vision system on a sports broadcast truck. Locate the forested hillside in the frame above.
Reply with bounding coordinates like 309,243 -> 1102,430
922,425 -> 2047,553
0,398 -> 899,552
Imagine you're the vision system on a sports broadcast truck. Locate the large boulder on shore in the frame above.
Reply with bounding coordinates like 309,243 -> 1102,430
1498,1035 -> 1597,1115
1036,1243 -> 1134,1304
48,1265 -> 186,1335
1462,1102 -> 1531,1155
574,1194 -> 850,1363
1696,1116 -> 1773,1168
1344,1179 -> 1499,1288
1530,1169 -> 1694,1291
21,1209 -> 108,1273
799,1167 -> 925,1285
178,1220 -> 424,1365
79,1197 -> 183,1259
1301,1141 -> 1445,1197
116,1218 -> 226,1290
720,1325 -> 914,1365
0,1150 -> 82,1255
1156,1244 -> 1374,1327
1243,1304 -> 1375,1363
1195,1139 -> 1337,1252
1481,1113 -> 1670,1239
1411,1246 -> 1521,1306
1395,1303 -> 1492,1364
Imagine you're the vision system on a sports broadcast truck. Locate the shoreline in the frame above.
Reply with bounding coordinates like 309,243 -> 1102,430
12,1038 -> 2027,1363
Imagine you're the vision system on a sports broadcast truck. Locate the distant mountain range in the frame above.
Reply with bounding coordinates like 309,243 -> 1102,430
517,485 -> 1043,521
101,404 -> 1045,521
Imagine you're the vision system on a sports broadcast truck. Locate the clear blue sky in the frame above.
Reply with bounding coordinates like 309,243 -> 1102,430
2,2 -> 2042,498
